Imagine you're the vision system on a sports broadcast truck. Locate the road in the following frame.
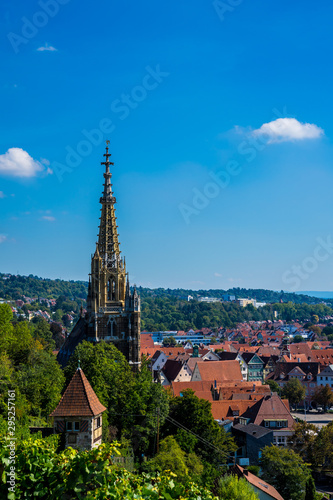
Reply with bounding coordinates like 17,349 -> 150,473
291,410 -> 333,429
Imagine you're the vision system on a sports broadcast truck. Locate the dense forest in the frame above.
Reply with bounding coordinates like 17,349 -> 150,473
1,273 -> 331,305
1,273 -> 333,332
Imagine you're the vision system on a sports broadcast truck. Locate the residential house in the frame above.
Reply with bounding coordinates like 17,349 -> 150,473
269,361 -> 320,405
170,380 -> 214,401
317,364 -> 333,389
232,423 -> 274,466
238,393 -> 294,447
160,359 -> 192,386
218,351 -> 248,380
241,353 -> 265,382
230,465 -> 284,500
191,360 -> 243,383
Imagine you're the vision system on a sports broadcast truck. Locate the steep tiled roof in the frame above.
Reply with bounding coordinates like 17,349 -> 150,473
140,333 -> 155,349
231,465 -> 284,500
171,380 -> 214,397
256,346 -> 281,357
281,353 -> 309,363
194,360 -> 243,382
273,361 -> 320,379
241,393 -> 294,429
141,347 -> 159,358
211,400 -> 259,421
162,359 -> 183,382
50,368 -> 106,417
311,349 -> 333,366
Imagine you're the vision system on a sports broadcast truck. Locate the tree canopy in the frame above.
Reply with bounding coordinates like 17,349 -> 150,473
261,446 -> 310,500
281,377 -> 306,409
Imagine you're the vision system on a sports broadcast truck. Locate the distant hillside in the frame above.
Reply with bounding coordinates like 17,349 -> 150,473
0,273 -> 333,305
1,273 -> 331,306
2,274 -> 333,331
136,286 -> 333,306
0,273 -> 88,301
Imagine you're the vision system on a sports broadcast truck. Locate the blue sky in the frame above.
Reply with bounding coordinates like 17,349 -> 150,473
1,0 -> 333,292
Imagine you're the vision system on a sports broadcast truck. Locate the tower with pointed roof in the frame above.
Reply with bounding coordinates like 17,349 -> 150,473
50,366 -> 107,450
58,144 -> 141,369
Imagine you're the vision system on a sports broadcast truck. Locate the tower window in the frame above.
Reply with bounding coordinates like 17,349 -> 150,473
108,279 -> 116,300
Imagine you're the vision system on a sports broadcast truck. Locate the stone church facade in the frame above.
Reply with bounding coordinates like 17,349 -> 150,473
58,144 -> 141,369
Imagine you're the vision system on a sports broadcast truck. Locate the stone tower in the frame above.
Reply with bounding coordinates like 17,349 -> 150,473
58,143 -> 141,369
50,366 -> 107,450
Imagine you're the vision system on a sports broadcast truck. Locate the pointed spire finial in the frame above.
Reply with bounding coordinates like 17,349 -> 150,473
78,358 -> 81,370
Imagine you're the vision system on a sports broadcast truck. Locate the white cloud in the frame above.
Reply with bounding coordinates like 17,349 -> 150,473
0,235 -> 7,243
37,43 -> 57,52
0,191 -> 5,198
252,118 -> 324,143
214,272 -> 222,277
0,148 -> 51,178
40,215 -> 56,222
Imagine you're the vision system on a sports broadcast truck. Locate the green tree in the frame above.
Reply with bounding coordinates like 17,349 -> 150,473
163,390 -> 236,465
322,326 -> 333,336
289,421 -> 318,464
216,474 -> 259,500
65,342 -> 169,457
304,475 -> 317,500
265,379 -> 282,396
144,436 -> 188,478
282,377 -> 306,409
163,336 -> 177,346
312,384 -> 333,411
261,446 -> 310,500
31,318 -> 55,350
311,422 -> 333,471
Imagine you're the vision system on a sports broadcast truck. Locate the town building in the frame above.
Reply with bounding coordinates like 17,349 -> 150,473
317,364 -> 333,389
50,366 -> 106,450
230,465 -> 284,500
57,144 -> 141,369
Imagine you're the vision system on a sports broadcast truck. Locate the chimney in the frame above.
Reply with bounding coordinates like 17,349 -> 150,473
298,357 -> 301,363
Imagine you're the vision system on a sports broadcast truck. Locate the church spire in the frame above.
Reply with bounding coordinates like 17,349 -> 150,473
98,141 -> 120,269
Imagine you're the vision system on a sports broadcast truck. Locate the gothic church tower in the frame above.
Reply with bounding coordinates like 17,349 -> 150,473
58,144 -> 141,369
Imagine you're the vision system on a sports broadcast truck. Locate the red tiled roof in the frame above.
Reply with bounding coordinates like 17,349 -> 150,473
50,368 -> 106,417
211,400 -> 258,421
171,380 -> 214,397
231,465 -> 284,500
140,347 -> 159,358
311,348 -> 333,366
241,393 -> 294,429
194,360 -> 243,382
140,333 -> 155,349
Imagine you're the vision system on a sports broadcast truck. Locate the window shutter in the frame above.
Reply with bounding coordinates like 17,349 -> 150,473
80,420 -> 88,432
57,421 -> 65,432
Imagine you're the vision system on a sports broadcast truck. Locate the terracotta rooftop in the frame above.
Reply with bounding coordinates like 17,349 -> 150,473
231,464 -> 284,500
171,380 -> 215,397
140,333 -> 155,349
194,360 -> 243,383
49,368 -> 107,417
241,393 -> 294,429
211,399 -> 259,421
